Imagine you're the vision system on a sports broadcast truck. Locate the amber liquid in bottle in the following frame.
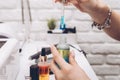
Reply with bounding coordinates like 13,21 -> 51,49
39,63 -> 49,80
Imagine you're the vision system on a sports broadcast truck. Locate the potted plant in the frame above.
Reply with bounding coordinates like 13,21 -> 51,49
47,18 -> 56,30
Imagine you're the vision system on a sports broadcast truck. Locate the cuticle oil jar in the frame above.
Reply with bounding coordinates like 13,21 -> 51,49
38,48 -> 49,80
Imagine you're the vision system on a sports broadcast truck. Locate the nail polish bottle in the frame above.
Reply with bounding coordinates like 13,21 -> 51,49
38,48 -> 49,80
57,36 -> 70,63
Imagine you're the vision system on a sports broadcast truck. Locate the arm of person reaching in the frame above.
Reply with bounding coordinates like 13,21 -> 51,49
55,0 -> 120,41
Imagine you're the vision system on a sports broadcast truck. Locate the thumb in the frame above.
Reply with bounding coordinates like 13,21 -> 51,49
69,51 -> 77,65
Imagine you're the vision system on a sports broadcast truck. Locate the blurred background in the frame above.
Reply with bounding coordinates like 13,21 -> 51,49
0,0 -> 120,80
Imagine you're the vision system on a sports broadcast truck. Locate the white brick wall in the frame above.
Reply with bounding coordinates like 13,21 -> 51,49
105,76 -> 120,80
0,0 -> 120,79
93,65 -> 120,75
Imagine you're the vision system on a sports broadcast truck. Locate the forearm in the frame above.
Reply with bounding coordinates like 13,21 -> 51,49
88,4 -> 120,41
104,10 -> 120,41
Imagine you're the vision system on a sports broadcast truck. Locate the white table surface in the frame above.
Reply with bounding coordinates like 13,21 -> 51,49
16,41 -> 98,80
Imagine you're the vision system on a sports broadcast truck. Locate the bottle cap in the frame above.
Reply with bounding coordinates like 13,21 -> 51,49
41,48 -> 46,56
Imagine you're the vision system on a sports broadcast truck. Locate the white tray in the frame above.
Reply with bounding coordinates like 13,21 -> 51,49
16,41 -> 98,80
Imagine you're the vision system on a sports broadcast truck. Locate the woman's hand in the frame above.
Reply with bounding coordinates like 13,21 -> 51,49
54,0 -> 101,13
50,45 -> 90,80
54,0 -> 109,26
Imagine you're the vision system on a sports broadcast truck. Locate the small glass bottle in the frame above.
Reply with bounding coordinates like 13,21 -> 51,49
57,36 -> 70,63
38,48 -> 49,80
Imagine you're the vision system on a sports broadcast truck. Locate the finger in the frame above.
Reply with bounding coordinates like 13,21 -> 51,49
54,0 -> 65,3
50,61 -> 61,75
69,0 -> 78,4
50,45 -> 70,69
81,0 -> 88,2
54,0 -> 71,5
55,0 -> 60,3
69,51 -> 77,65
76,0 -> 88,3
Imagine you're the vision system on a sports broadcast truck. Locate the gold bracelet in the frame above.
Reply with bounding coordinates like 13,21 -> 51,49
92,8 -> 112,30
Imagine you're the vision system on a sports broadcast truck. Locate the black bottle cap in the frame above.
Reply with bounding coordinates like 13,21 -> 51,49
41,48 -> 46,56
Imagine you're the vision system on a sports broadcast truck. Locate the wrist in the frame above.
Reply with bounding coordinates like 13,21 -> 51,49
92,8 -> 112,30
88,3 -> 110,24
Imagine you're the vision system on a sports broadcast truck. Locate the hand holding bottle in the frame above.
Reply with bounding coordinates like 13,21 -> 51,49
50,45 -> 90,80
